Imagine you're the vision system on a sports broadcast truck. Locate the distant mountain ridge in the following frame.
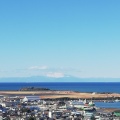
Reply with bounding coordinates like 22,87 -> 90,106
0,76 -> 120,82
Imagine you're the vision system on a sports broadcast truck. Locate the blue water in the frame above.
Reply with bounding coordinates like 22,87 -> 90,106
0,82 -> 120,93
0,82 -> 120,108
95,102 -> 120,108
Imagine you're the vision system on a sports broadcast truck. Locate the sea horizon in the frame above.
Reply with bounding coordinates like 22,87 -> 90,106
0,82 -> 120,93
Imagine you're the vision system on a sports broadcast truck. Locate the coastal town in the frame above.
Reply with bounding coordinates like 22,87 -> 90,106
0,88 -> 120,120
1,0 -> 120,120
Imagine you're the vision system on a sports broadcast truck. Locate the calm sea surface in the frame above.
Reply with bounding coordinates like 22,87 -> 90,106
0,82 -> 119,93
0,82 -> 120,108
95,102 -> 120,109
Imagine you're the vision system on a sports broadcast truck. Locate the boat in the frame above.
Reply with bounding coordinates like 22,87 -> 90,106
115,99 -> 120,102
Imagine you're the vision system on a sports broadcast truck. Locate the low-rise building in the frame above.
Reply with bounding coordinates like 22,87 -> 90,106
23,96 -> 40,102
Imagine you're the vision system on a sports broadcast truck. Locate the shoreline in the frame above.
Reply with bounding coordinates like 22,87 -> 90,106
0,90 -> 120,100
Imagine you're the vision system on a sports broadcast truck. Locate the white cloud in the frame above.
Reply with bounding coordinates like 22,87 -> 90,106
46,72 -> 65,78
29,66 -> 48,70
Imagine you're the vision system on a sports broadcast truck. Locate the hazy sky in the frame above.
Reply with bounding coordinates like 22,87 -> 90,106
0,0 -> 120,78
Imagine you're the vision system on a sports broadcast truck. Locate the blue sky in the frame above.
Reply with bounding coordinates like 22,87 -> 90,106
0,0 -> 120,79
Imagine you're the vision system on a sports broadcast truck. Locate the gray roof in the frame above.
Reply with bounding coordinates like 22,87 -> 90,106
25,96 -> 40,101
72,101 -> 84,105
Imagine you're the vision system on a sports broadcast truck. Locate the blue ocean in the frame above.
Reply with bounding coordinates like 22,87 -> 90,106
0,82 -> 120,108
0,82 -> 119,93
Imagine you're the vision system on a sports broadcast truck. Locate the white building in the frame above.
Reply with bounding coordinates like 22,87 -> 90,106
23,96 -> 40,102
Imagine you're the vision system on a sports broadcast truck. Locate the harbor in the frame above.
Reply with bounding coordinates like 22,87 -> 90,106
0,95 -> 120,120
0,89 -> 120,120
